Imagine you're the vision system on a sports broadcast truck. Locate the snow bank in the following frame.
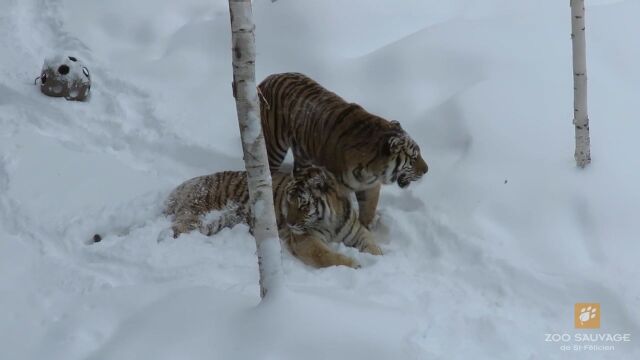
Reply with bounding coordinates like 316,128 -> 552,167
1,0 -> 638,359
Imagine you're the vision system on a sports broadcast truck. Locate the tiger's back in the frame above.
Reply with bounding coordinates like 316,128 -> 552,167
259,72 -> 401,188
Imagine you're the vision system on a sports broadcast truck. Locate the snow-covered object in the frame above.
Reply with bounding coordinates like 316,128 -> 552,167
39,55 -> 91,101
2,1 -> 640,359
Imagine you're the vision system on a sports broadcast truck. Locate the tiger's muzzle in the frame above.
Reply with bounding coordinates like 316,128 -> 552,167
398,157 -> 428,188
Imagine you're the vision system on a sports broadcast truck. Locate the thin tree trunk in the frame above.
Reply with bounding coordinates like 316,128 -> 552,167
228,0 -> 283,298
571,0 -> 591,167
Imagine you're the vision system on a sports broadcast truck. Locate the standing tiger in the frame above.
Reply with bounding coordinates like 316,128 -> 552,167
258,72 -> 428,228
165,166 -> 382,268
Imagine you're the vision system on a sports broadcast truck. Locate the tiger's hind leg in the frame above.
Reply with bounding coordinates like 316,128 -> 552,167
200,208 -> 246,236
291,142 -> 312,174
261,108 -> 290,172
355,183 -> 381,229
266,142 -> 289,172
172,210 -> 246,239
171,213 -> 201,238
288,234 -> 360,268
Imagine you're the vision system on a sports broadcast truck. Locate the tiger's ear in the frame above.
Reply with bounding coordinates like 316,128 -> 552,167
390,120 -> 402,130
385,135 -> 405,155
284,182 -> 297,200
307,166 -> 337,192
311,169 -> 330,189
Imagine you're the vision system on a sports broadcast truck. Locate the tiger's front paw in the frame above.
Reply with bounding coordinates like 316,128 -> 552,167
362,242 -> 383,256
346,259 -> 362,269
301,250 -> 361,269
334,255 -> 361,269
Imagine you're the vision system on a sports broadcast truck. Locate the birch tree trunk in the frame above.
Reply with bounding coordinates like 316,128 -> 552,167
228,0 -> 283,298
570,0 -> 591,167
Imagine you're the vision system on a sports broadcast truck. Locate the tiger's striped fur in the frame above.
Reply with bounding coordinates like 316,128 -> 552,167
164,166 -> 381,268
258,72 -> 428,227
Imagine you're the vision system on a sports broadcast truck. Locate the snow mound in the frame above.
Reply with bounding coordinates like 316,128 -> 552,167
0,0 -> 639,359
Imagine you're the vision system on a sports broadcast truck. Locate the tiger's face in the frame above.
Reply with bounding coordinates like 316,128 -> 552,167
347,131 -> 427,191
379,131 -> 428,189
284,166 -> 344,234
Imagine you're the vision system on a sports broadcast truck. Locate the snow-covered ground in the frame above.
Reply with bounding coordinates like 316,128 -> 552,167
1,0 -> 639,358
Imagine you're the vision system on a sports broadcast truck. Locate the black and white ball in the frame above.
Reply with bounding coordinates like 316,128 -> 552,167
39,55 -> 91,101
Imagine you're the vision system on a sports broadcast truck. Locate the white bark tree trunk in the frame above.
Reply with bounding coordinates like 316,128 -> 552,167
571,0 -> 591,167
228,0 -> 283,298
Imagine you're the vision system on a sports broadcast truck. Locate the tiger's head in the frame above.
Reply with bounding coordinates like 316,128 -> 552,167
360,121 -> 428,189
284,166 -> 351,235
383,126 -> 428,188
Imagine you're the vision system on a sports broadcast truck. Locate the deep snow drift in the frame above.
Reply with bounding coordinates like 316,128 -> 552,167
0,0 -> 638,359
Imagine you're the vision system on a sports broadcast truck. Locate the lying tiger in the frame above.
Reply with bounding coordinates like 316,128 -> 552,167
165,166 -> 382,268
258,72 -> 428,228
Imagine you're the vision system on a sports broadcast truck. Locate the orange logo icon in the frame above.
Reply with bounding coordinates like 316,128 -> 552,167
575,303 -> 600,329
